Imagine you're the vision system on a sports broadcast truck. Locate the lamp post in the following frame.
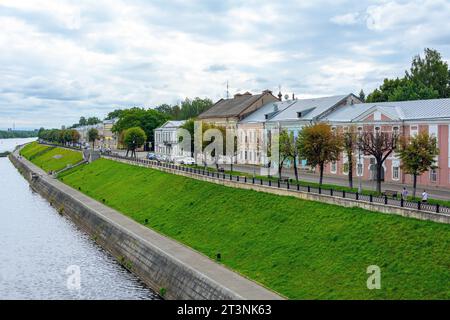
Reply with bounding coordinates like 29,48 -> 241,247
358,138 -> 363,194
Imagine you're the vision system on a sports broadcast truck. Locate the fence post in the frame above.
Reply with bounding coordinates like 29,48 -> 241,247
318,187 -> 321,194
252,177 -> 255,184
297,184 -> 300,191
418,201 -> 421,211
287,181 -> 290,189
330,189 -> 333,196
356,192 -> 359,200
400,198 -> 404,207
269,180 -> 272,187
370,194 -> 373,202
436,204 -> 440,213
277,180 -> 280,188
260,179 -> 263,185
307,186 -> 310,193
343,190 -> 346,198
384,195 -> 388,205
237,176 -> 239,182
244,176 -> 247,183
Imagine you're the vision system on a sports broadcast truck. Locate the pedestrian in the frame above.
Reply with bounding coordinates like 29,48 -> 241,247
421,190 -> 428,203
401,187 -> 408,200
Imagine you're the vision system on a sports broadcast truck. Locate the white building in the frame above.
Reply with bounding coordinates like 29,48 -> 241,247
154,120 -> 187,157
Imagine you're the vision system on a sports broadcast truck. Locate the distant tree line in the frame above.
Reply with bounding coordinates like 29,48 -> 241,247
69,116 -> 102,128
0,130 -> 38,139
37,128 -> 81,146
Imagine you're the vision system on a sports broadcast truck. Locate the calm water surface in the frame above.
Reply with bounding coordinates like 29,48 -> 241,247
0,138 -> 159,299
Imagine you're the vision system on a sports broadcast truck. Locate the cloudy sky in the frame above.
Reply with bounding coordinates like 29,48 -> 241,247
1,0 -> 450,129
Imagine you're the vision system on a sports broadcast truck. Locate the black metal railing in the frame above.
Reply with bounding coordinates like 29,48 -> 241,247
103,153 -> 450,216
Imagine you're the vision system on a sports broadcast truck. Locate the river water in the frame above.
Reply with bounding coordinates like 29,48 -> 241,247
0,138 -> 159,299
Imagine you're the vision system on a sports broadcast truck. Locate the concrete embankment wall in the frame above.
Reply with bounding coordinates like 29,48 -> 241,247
108,157 -> 450,225
10,153 -> 282,300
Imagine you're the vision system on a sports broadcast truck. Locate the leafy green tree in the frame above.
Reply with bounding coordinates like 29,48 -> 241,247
87,117 -> 102,125
124,127 -> 147,158
367,48 -> 450,102
180,118 -> 195,156
112,108 -> 168,150
79,116 -> 87,126
296,123 -> 343,186
105,109 -> 124,120
88,128 -> 99,148
359,89 -> 366,102
407,48 -> 450,98
70,129 -> 80,145
279,130 -> 298,181
397,132 -> 439,198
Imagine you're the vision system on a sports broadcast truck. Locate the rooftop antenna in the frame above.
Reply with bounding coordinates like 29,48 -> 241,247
226,81 -> 229,99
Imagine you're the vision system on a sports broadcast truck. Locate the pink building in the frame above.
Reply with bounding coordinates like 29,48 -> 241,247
319,98 -> 450,189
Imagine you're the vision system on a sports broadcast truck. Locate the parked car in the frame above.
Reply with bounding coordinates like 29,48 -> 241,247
147,152 -> 157,160
172,156 -> 186,164
156,154 -> 168,162
180,157 -> 195,165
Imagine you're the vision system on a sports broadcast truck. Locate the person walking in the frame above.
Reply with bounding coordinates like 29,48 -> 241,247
421,190 -> 429,203
401,187 -> 409,200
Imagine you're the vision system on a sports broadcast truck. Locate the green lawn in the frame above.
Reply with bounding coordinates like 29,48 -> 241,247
20,142 -> 83,172
58,158 -> 450,299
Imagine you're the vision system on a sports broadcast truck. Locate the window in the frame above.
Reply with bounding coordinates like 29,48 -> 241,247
245,151 -> 248,160
331,161 -> 337,174
392,166 -> 399,180
357,163 -> 363,176
410,125 -> 418,137
343,162 -> 349,175
430,169 -> 437,182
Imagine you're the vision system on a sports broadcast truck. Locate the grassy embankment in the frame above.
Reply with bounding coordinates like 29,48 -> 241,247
20,142 -> 83,172
55,158 -> 450,299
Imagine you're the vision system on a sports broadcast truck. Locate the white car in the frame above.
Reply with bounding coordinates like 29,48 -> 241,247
180,157 -> 195,165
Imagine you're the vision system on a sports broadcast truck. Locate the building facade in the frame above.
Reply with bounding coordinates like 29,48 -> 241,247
154,120 -> 187,158
318,98 -> 450,188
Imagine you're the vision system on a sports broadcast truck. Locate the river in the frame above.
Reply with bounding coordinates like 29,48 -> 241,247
0,138 -> 159,299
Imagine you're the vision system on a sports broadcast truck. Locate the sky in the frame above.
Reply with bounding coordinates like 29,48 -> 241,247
1,0 -> 450,129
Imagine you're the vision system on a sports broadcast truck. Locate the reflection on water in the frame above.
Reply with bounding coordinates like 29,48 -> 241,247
0,139 -> 159,300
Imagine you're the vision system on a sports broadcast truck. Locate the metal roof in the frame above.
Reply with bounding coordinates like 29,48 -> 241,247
323,98 -> 450,122
268,95 -> 350,122
239,100 -> 297,123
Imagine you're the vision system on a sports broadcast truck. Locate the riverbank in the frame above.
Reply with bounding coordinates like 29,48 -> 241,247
10,148 -> 281,300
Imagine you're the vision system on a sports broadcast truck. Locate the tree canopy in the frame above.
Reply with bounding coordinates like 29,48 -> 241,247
397,132 -> 439,197
155,98 -> 213,120
367,48 -> 449,103
112,107 -> 169,146
296,123 -> 343,185
123,127 -> 147,157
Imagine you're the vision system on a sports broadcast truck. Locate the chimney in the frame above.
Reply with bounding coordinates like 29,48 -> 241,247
292,93 -> 295,100
278,91 -> 282,101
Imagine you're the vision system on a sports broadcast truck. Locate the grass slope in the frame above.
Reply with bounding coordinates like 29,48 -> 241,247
20,142 -> 83,172
58,159 -> 450,299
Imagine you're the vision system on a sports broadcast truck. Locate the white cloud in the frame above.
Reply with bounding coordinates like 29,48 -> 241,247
330,12 -> 361,25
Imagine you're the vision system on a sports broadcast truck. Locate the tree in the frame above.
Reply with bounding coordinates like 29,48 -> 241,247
367,48 -> 450,102
397,132 -> 439,198
124,127 -> 147,158
296,123 -> 343,186
180,118 -> 195,157
343,126 -> 357,188
202,123 -> 227,169
88,128 -> 99,149
359,89 -> 366,102
70,129 -> 80,145
407,48 -> 450,98
112,107 -> 168,150
79,116 -> 87,126
279,130 -> 298,181
105,109 -> 124,120
359,130 -> 398,193
87,117 -> 102,125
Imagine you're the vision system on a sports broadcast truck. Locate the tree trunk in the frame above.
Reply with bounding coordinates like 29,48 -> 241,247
293,157 -> 299,182
413,174 -> 417,199
319,162 -> 324,186
348,157 -> 353,189
376,161 -> 383,194
126,149 -> 129,157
